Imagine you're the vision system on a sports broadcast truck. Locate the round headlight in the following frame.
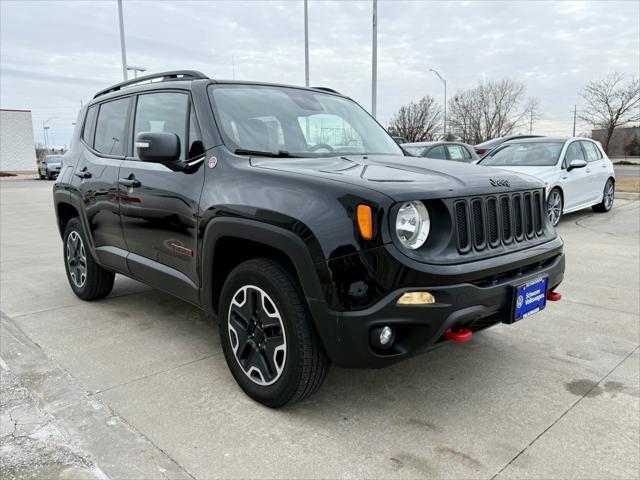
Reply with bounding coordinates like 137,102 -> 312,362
395,201 -> 430,250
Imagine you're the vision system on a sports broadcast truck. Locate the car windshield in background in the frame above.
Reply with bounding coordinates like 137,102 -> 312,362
208,85 -> 403,157
481,142 -> 563,166
404,146 -> 427,156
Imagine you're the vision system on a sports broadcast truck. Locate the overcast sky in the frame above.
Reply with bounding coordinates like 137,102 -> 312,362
1,0 -> 638,147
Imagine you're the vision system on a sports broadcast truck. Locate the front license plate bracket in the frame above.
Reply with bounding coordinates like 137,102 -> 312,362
509,276 -> 548,323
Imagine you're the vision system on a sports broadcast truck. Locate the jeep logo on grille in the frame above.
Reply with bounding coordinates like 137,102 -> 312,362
490,178 -> 510,187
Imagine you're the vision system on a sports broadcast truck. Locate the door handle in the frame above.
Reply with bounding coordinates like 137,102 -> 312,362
74,169 -> 92,179
118,176 -> 141,188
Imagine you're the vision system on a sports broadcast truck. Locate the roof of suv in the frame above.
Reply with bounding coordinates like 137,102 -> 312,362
93,70 -> 346,101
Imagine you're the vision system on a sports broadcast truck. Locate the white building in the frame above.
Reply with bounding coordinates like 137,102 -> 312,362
0,109 -> 36,172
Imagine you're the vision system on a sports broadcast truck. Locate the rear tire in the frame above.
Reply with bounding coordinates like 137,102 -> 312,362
592,178 -> 614,212
63,218 -> 115,300
219,258 -> 329,408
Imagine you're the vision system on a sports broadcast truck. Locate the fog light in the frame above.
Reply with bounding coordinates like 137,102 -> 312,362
397,291 -> 435,305
370,325 -> 395,350
379,326 -> 393,346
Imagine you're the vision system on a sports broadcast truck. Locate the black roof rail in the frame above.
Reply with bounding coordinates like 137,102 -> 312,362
93,70 -> 209,98
312,86 -> 341,94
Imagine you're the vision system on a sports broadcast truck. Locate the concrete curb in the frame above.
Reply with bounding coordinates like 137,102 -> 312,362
616,192 -> 640,200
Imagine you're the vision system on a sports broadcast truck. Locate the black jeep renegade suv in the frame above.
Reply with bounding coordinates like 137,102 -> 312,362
54,71 -> 564,407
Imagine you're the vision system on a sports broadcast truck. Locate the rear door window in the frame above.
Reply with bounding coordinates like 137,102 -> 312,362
446,144 -> 467,162
581,141 -> 602,162
94,98 -> 130,156
425,145 -> 446,159
82,105 -> 98,146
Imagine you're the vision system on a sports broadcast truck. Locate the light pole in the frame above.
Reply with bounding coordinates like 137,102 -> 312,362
43,117 -> 56,153
429,68 -> 447,137
117,0 -> 128,80
127,65 -> 146,79
371,0 -> 377,118
304,0 -> 309,87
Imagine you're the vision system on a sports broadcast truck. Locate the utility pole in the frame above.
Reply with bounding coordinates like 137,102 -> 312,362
572,105 -> 577,137
429,69 -> 447,137
43,117 -> 55,153
304,0 -> 309,87
126,65 -> 146,79
529,108 -> 533,134
117,0 -> 128,81
371,0 -> 377,118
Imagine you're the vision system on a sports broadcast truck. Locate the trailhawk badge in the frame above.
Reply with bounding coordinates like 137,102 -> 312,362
490,178 -> 510,187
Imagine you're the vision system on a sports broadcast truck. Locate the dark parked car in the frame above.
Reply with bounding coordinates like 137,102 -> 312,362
402,141 -> 479,162
474,135 -> 544,158
39,154 -> 63,180
53,71 -> 565,407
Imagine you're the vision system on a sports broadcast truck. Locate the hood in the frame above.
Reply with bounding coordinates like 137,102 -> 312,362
251,155 -> 545,201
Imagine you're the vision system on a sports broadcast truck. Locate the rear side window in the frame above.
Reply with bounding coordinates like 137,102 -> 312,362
82,105 -> 98,146
581,141 -> 602,162
94,98 -> 130,156
446,145 -> 468,162
426,145 -> 446,160
134,92 -> 189,160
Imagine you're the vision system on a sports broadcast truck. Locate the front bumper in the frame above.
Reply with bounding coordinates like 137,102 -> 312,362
317,250 -> 564,368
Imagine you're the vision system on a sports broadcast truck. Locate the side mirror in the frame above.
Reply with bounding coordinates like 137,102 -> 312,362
567,159 -> 587,171
135,132 -> 181,165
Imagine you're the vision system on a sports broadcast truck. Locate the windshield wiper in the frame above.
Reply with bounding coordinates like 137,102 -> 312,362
234,149 -> 297,158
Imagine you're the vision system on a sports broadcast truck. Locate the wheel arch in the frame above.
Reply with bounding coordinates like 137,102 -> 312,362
547,185 -> 564,199
56,202 -> 79,238
200,218 -> 328,320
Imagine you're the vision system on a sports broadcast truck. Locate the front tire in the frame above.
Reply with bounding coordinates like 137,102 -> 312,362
219,258 -> 329,408
63,218 -> 115,300
592,178 -> 614,212
546,188 -> 563,227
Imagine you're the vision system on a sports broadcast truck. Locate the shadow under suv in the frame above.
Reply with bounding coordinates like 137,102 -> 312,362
53,71 -> 565,407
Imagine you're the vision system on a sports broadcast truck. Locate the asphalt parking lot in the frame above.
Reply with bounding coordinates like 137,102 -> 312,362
1,177 -> 639,479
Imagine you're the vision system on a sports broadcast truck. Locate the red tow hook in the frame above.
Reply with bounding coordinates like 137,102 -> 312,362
547,291 -> 562,302
445,328 -> 473,344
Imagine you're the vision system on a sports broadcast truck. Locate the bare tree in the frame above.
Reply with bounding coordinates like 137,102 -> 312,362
448,78 -> 539,144
579,72 -> 640,154
387,96 -> 442,142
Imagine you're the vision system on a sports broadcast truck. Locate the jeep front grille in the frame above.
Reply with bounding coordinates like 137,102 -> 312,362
454,191 -> 544,253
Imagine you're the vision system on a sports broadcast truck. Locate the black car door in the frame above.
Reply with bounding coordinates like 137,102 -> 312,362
72,97 -> 130,273
118,90 -> 206,304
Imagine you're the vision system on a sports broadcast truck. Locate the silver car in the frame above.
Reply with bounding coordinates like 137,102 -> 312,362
39,154 -> 63,180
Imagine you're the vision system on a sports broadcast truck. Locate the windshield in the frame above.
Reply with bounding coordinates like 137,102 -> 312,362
481,142 -> 563,166
209,84 -> 403,157
44,156 -> 61,163
403,146 -> 427,156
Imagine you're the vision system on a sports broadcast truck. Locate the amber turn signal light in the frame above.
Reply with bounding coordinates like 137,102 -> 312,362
357,204 -> 373,240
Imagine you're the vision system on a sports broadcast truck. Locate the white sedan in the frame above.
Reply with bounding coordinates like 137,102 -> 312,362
479,137 -> 615,226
